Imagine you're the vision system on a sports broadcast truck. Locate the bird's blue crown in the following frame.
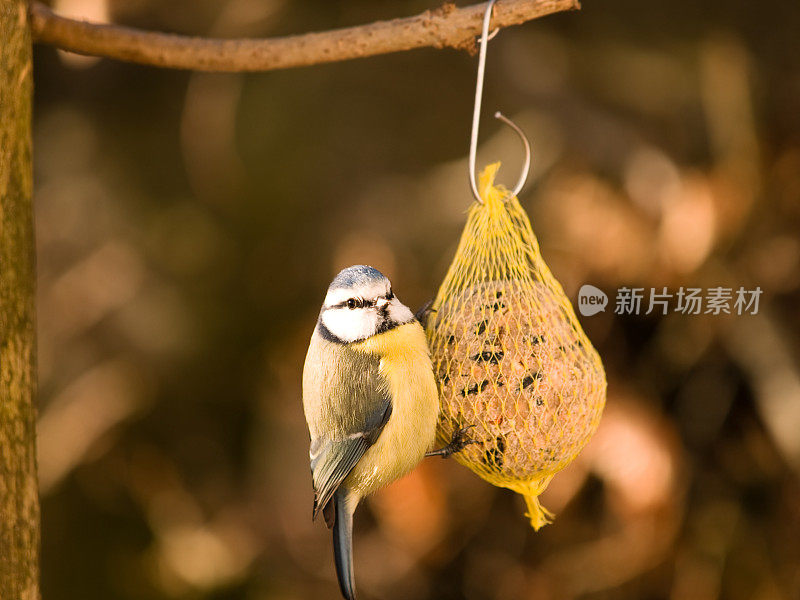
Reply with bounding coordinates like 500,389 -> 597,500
329,265 -> 387,290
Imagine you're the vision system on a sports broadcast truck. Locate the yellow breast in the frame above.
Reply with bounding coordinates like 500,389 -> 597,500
345,321 -> 440,496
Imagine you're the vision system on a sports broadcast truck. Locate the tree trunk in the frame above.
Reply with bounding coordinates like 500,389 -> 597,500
0,1 -> 40,599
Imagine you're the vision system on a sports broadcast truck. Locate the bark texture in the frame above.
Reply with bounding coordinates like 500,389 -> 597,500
30,0 -> 580,72
0,1 -> 40,599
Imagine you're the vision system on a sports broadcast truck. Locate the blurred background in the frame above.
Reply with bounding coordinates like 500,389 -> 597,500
32,0 -> 800,598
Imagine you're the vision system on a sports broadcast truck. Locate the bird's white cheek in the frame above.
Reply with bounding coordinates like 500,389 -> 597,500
321,308 -> 377,342
388,299 -> 414,325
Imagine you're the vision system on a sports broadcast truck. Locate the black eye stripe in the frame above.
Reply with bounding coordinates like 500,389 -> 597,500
339,298 -> 367,309
331,294 -> 391,310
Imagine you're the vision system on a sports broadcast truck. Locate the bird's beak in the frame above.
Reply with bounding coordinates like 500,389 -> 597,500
375,297 -> 389,309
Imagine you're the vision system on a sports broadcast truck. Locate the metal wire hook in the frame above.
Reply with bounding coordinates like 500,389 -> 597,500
468,0 -> 532,204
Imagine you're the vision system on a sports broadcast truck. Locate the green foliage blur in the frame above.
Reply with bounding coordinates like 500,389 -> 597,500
33,0 -> 800,599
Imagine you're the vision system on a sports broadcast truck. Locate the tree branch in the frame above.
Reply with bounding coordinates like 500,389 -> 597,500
1,2 -> 40,599
29,0 -> 579,72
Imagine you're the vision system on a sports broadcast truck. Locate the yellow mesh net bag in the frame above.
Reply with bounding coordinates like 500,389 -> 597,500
426,162 -> 606,530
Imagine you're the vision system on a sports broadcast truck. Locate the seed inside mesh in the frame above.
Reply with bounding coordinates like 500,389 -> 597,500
430,281 -> 605,482
425,163 -> 606,529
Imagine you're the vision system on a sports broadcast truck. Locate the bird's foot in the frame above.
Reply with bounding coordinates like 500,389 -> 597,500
414,299 -> 435,326
425,425 -> 477,459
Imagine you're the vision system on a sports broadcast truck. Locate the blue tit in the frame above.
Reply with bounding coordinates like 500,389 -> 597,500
302,265 -> 471,600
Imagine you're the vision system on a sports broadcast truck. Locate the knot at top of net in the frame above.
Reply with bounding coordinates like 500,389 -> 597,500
478,162 -> 513,207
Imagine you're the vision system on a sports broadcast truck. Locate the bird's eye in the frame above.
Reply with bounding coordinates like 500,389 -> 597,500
346,298 -> 357,309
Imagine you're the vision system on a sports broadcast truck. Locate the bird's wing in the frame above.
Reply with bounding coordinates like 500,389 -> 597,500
310,398 -> 391,521
305,342 -> 393,521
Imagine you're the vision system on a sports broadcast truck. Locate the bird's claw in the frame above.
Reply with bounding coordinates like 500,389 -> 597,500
449,424 -> 478,455
414,300 -> 436,326
426,425 -> 478,459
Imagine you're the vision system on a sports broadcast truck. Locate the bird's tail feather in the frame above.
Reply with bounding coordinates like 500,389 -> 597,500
332,488 -> 358,600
